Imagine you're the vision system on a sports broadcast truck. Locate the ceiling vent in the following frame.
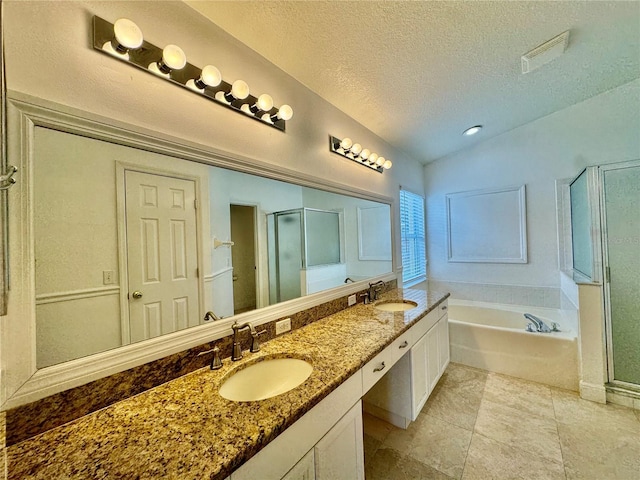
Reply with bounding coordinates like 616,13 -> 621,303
521,30 -> 570,74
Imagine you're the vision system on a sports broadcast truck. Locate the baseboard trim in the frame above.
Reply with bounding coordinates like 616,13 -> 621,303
363,401 -> 411,430
579,381 -> 607,404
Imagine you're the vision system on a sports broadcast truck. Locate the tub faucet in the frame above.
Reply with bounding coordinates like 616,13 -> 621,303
524,313 -> 555,333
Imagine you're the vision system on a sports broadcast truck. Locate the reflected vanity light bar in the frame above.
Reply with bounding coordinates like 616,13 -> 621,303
329,135 -> 392,173
93,16 -> 292,132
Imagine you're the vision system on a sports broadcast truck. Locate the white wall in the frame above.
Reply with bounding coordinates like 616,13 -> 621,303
425,79 -> 640,305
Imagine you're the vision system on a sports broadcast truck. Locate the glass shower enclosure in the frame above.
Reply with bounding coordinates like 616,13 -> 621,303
570,161 -> 640,390
600,161 -> 640,388
267,208 -> 342,303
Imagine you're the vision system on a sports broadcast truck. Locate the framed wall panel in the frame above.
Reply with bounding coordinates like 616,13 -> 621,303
446,185 -> 527,263
357,205 -> 392,261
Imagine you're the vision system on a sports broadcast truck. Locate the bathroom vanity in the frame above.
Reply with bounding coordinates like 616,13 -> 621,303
6,288 -> 449,480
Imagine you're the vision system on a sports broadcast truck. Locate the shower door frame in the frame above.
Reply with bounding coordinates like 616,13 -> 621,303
599,158 -> 640,392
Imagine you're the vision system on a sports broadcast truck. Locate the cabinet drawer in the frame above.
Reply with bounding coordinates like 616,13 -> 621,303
391,329 -> 412,363
410,306 -> 440,345
362,346 -> 395,394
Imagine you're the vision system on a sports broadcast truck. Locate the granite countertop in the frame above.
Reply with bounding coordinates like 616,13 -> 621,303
7,287 -> 449,480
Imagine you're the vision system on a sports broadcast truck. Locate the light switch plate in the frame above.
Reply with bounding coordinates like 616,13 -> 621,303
348,294 -> 356,306
275,318 -> 291,335
103,270 -> 115,285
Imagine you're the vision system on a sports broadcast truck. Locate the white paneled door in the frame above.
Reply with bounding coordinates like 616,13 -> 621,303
125,170 -> 200,342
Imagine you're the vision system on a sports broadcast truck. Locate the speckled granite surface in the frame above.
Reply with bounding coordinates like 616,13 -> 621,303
6,288 -> 448,480
5,280 -> 396,447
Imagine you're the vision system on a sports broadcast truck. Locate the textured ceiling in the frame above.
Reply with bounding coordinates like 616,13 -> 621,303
186,1 -> 640,164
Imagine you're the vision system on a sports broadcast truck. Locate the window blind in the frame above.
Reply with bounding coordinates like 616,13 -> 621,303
400,189 -> 426,284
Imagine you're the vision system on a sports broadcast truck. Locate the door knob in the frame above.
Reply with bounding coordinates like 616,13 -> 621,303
131,291 -> 143,299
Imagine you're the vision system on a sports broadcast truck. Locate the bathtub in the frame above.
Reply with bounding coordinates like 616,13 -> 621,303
448,300 -> 579,391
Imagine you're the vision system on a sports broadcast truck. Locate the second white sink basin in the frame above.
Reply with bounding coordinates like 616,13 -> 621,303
219,358 -> 313,402
375,300 -> 418,312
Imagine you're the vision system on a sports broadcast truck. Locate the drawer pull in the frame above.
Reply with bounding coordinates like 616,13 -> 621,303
441,305 -> 448,310
373,362 -> 386,372
399,341 -> 409,349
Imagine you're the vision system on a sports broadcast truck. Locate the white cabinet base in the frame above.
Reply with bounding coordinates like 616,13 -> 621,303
282,450 -> 314,480
314,401 -> 364,480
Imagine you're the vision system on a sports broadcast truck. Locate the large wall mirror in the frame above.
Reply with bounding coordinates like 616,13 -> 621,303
16,97 -> 393,378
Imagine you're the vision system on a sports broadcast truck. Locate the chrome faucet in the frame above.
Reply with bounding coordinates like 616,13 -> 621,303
231,321 -> 266,360
368,281 -> 385,301
204,311 -> 222,322
524,313 -> 558,333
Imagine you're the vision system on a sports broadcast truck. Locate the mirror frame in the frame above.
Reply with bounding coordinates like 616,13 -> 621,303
1,91 -> 397,409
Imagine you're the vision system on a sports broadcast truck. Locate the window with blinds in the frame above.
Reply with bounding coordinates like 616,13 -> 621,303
400,189 -> 426,285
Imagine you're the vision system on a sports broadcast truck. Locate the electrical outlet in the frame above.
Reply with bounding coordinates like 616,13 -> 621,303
103,270 -> 115,285
348,294 -> 356,306
275,318 -> 291,335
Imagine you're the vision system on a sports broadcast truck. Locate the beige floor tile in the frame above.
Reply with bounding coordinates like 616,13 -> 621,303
551,388 -> 640,434
483,372 -> 555,418
363,412 -> 395,442
365,447 -> 454,480
558,420 -> 640,480
474,398 -> 563,464
462,434 -> 566,480
421,365 -> 487,430
384,413 -> 472,479
364,433 -> 382,467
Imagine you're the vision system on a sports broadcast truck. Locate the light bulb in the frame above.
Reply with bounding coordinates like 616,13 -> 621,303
199,65 -> 222,87
383,159 -> 392,169
162,44 -> 187,70
231,80 -> 250,100
103,18 -> 143,59
340,138 -> 353,151
376,156 -> 385,167
360,149 -> 370,161
369,153 -> 378,165
149,44 -> 186,75
114,18 -> 143,50
276,104 -> 293,121
252,93 -> 274,113
187,65 -> 222,92
351,143 -> 363,156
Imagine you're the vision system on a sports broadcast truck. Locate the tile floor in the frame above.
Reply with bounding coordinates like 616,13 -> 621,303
363,363 -> 640,480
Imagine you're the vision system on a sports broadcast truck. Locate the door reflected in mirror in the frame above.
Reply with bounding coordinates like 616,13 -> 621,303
34,127 -> 393,368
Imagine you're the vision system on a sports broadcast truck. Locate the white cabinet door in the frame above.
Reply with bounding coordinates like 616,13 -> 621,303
314,401 -> 364,480
438,315 -> 450,374
426,323 -> 440,394
282,450 -> 315,480
410,332 -> 429,420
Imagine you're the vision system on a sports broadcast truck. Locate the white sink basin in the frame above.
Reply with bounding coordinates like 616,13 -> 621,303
375,301 -> 418,312
219,358 -> 313,402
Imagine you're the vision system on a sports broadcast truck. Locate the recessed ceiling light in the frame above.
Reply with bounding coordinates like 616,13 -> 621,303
463,125 -> 482,136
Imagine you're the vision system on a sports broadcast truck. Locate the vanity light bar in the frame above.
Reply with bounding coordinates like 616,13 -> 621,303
329,135 -> 392,173
93,16 -> 293,132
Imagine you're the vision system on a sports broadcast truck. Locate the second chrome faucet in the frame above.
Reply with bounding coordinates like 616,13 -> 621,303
231,321 -> 267,361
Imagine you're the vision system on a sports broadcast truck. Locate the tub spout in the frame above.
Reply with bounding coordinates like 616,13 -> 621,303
524,313 -> 552,333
